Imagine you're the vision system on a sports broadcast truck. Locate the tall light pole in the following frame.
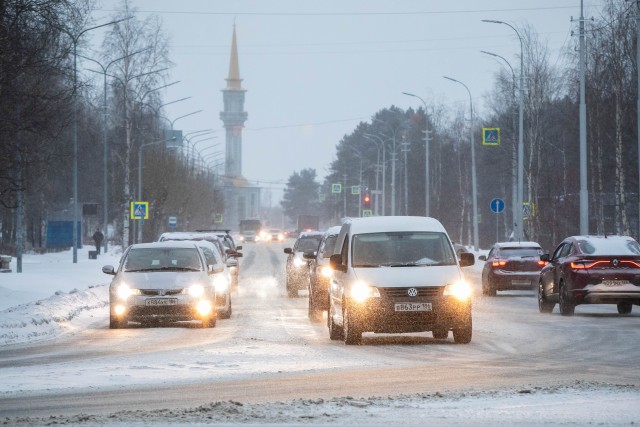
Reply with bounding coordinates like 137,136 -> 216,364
482,19 -> 525,241
137,137 -> 176,241
58,17 -> 130,263
374,118 -> 400,216
444,76 -> 479,251
634,0 -> 640,239
578,0 -> 589,235
364,133 -> 386,216
402,92 -> 430,217
480,50 -> 518,238
80,47 -> 149,254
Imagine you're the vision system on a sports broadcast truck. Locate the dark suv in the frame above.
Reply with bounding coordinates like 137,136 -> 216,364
304,226 -> 341,322
538,235 -> 640,316
283,231 -> 324,298
479,242 -> 546,296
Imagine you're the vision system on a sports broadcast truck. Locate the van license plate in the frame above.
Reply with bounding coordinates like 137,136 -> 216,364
395,302 -> 432,312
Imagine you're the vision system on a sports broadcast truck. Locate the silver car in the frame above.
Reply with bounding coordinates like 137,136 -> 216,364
103,241 -> 222,328
192,240 -> 233,319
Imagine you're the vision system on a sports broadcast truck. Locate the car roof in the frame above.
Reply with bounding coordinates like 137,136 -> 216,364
493,241 -> 542,249
344,216 -> 448,235
158,232 -> 223,243
325,225 -> 342,236
129,241 -> 200,249
299,231 -> 324,238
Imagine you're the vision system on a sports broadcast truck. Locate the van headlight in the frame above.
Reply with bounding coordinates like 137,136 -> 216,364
350,282 -> 380,303
117,283 -> 141,299
444,281 -> 472,301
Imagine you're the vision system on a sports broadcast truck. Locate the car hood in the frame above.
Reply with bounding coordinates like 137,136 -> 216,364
115,271 -> 209,290
352,265 -> 463,287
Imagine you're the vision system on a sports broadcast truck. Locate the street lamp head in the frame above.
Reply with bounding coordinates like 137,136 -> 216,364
443,76 -> 457,83
481,19 -> 505,24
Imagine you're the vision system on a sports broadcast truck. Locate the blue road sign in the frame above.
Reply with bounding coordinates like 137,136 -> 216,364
490,198 -> 505,213
168,216 -> 177,227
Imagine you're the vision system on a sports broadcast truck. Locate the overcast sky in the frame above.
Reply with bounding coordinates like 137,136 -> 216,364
91,0 -> 606,204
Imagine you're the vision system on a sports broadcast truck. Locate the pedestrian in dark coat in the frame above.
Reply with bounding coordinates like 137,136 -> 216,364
92,229 -> 104,254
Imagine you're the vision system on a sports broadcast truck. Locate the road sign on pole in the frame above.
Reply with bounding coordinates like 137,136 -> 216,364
168,216 -> 177,228
482,128 -> 500,146
490,198 -> 505,213
130,201 -> 149,220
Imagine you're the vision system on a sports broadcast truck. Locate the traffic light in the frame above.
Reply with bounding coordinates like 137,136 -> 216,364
363,193 -> 371,208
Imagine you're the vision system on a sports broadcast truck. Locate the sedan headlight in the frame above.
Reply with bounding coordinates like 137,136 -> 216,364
188,284 -> 205,297
350,281 -> 380,303
321,265 -> 333,278
444,281 -> 472,301
213,274 -> 229,293
116,283 -> 141,299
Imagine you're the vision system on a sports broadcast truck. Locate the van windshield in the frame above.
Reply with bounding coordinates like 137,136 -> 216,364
351,232 -> 456,267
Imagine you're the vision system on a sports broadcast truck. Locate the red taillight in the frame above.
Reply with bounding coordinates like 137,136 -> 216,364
620,260 -> 640,268
570,260 -> 609,269
492,260 -> 507,267
537,260 -> 548,266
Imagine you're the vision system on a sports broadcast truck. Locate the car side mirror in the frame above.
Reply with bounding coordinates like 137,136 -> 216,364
102,265 -> 116,275
478,255 -> 487,261
284,248 -> 293,254
232,252 -> 243,258
235,245 -> 243,251
303,250 -> 316,260
540,253 -> 550,262
459,252 -> 475,267
329,254 -> 347,272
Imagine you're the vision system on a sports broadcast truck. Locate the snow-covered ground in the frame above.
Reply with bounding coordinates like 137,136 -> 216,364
0,247 -> 639,426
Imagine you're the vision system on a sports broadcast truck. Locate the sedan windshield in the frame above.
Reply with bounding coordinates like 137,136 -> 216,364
351,232 -> 456,267
123,247 -> 203,272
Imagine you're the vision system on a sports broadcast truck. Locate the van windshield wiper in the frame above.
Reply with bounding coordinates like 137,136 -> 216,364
387,262 -> 430,267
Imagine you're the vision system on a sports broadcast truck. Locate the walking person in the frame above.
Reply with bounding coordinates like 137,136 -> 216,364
92,229 -> 104,255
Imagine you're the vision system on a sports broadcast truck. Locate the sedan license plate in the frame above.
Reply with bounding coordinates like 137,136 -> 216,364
394,302 -> 432,312
145,298 -> 178,306
601,280 -> 629,287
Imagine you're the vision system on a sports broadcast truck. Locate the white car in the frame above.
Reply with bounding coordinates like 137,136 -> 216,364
103,241 -> 221,328
328,216 -> 475,344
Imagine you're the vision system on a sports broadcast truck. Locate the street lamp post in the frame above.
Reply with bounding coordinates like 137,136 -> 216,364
137,137 -> 176,241
401,92 -> 430,217
444,76 -> 479,251
59,17 -> 130,263
374,119 -> 401,216
482,19 -> 525,241
480,50 -> 518,238
364,133 -> 386,216
81,48 -> 150,254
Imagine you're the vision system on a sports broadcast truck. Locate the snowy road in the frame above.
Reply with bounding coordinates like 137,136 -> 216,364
0,242 -> 639,425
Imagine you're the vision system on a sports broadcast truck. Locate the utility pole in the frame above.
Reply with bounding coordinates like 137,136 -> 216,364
578,0 -> 589,235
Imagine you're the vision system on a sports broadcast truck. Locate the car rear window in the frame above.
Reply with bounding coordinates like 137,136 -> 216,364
499,247 -> 542,258
577,238 -> 640,255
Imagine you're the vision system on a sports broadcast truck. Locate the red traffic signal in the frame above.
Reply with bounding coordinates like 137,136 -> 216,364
363,193 -> 371,208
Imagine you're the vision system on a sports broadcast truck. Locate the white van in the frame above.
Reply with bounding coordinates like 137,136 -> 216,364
328,216 -> 475,344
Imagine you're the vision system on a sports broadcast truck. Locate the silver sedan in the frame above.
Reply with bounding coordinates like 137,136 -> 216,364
103,241 -> 221,328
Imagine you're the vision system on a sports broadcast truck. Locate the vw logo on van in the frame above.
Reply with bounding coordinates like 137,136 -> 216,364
407,288 -> 418,297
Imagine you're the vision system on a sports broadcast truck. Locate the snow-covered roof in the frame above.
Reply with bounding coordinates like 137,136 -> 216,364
346,216 -> 447,235
130,241 -> 200,249
493,241 -> 542,248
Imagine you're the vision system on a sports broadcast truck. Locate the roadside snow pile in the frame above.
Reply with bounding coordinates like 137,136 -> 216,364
0,285 -> 108,345
3,382 -> 638,426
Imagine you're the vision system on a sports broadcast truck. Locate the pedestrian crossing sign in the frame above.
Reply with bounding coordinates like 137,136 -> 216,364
130,201 -> 149,220
482,128 -> 500,146
331,183 -> 342,194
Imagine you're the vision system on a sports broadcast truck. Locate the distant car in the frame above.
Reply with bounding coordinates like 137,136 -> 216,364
479,241 -> 546,296
192,240 -> 233,319
265,228 -> 285,243
538,235 -> 640,316
283,231 -> 324,297
304,225 -> 341,322
240,230 -> 257,243
103,241 -> 219,328
159,231 -> 242,291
